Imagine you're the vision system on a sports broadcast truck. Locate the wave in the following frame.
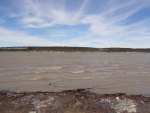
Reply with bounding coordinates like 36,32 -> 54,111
30,76 -> 106,81
54,76 -> 105,80
112,64 -> 120,67
0,74 -> 6,76
71,70 -> 85,74
49,66 -> 62,70
125,71 -> 150,74
33,66 -> 62,70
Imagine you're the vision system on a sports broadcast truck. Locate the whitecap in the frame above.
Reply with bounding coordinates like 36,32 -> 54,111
64,76 -> 106,80
112,64 -> 120,67
34,66 -> 62,70
71,70 -> 85,74
49,66 -> 62,70
78,65 -> 86,69
29,78 -> 38,81
35,71 -> 42,74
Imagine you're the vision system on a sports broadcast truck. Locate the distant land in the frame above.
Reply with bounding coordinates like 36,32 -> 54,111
0,46 -> 150,52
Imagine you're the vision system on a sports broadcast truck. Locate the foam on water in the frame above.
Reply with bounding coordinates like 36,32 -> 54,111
49,66 -> 62,70
34,66 -> 62,70
71,70 -> 85,74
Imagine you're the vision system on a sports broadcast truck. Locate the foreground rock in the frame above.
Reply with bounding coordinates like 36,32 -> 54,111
0,89 -> 150,113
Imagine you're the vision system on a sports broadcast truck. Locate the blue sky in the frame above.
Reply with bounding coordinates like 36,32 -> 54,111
0,0 -> 150,48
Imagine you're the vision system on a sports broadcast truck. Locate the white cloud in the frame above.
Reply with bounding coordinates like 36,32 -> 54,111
15,0 -> 82,28
1,0 -> 150,47
0,27 -> 59,46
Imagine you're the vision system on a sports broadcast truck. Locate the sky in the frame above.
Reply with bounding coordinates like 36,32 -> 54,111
0,0 -> 150,48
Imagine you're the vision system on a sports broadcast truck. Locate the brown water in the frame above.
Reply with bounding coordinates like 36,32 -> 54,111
0,52 -> 150,95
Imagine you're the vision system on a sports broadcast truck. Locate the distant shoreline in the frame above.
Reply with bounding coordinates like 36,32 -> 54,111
0,46 -> 150,52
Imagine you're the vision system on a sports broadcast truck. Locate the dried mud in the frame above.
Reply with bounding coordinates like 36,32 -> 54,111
0,89 -> 150,113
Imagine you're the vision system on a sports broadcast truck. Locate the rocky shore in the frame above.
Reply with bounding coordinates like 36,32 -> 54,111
0,89 -> 150,113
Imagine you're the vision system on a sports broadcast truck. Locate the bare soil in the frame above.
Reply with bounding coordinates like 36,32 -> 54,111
0,89 -> 150,113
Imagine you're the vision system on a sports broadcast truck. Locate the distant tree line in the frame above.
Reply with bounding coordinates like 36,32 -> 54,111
0,47 -> 150,52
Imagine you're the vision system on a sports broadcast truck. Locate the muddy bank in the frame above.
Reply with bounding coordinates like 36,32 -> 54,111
0,89 -> 150,113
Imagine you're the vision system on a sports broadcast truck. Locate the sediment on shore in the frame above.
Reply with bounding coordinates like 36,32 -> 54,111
0,89 -> 150,113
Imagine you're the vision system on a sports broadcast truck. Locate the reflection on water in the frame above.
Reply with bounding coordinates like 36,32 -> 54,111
0,52 -> 150,95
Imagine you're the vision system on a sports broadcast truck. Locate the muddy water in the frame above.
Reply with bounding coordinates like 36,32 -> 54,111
0,52 -> 150,95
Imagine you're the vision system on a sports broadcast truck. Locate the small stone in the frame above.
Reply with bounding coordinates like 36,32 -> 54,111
116,97 -> 120,100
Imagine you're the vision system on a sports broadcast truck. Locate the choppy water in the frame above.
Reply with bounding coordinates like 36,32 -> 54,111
0,52 -> 150,95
